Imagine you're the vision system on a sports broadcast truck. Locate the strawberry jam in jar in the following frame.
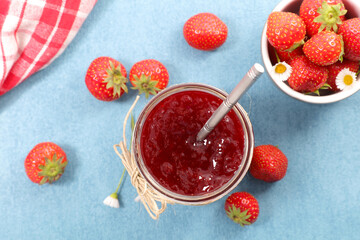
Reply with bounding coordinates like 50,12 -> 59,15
132,83 -> 254,205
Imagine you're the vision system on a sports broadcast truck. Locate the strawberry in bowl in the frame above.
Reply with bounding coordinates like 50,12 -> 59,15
261,0 -> 360,104
303,31 -> 344,66
266,11 -> 306,52
339,18 -> 360,61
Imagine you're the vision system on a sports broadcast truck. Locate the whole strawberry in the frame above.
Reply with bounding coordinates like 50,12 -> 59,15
327,59 -> 359,92
288,55 -> 329,93
85,57 -> 128,101
266,11 -> 306,51
300,0 -> 347,37
338,18 -> 360,61
303,31 -> 344,66
224,192 -> 259,226
24,142 -> 68,185
276,47 -> 303,64
130,59 -> 169,98
249,145 -> 288,182
183,13 -> 228,51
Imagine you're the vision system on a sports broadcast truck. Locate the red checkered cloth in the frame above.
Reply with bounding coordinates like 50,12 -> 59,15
0,0 -> 97,96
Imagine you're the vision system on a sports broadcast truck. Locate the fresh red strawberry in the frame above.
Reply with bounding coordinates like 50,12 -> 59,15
300,0 -> 347,37
183,13 -> 228,51
129,59 -> 169,98
24,142 -> 68,185
288,55 -> 329,93
85,57 -> 128,101
249,145 -> 288,182
327,59 -> 359,91
266,12 -> 306,51
276,47 -> 304,64
224,192 -> 259,226
303,31 -> 344,66
338,18 -> 360,61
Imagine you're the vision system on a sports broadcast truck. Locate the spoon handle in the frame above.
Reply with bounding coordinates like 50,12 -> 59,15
196,63 -> 264,142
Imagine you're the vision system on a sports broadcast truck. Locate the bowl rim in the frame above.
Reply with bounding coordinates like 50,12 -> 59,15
261,0 -> 360,104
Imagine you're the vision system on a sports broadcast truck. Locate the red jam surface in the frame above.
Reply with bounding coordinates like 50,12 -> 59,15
140,90 -> 245,196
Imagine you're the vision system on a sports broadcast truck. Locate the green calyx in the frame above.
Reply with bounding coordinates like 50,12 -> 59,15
38,153 -> 68,185
314,2 -> 347,33
321,83 -> 331,90
103,60 -> 128,97
131,74 -> 160,99
226,206 -> 252,227
339,36 -> 344,62
285,40 -> 305,52
324,83 -> 333,90
306,83 -> 331,96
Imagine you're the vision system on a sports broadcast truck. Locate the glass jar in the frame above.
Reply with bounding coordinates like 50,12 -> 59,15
132,83 -> 254,205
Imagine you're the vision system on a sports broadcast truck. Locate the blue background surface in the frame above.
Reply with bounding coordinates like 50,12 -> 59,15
1,0 -> 359,239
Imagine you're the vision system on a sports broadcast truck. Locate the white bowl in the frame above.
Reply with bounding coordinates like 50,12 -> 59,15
261,0 -> 360,104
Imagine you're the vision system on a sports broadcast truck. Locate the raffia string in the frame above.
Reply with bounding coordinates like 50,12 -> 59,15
113,95 -> 174,220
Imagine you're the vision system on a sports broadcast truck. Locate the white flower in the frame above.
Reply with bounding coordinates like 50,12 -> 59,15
336,68 -> 358,90
103,193 -> 120,208
270,61 -> 292,82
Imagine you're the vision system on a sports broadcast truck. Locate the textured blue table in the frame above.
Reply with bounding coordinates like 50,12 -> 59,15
1,0 -> 359,239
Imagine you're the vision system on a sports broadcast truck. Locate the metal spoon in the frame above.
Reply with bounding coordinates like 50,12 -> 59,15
196,63 -> 264,142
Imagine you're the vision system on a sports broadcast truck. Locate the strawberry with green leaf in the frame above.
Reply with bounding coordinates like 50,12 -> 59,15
300,0 -> 347,37
266,11 -> 306,51
225,192 -> 259,226
85,57 -> 128,101
288,55 -> 329,94
303,31 -> 344,66
130,59 -> 169,98
24,142 -> 68,185
338,18 -> 360,61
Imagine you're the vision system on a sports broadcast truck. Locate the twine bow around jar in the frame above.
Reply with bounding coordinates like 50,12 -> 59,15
113,95 -> 174,220
111,82 -> 256,219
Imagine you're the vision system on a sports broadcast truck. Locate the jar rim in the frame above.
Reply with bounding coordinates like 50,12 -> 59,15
132,83 -> 254,205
